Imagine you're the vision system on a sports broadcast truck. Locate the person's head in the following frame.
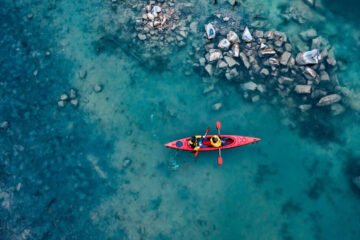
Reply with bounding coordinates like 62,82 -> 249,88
212,136 -> 218,143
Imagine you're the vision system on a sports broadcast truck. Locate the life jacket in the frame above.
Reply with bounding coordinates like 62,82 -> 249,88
210,135 -> 221,147
189,135 -> 201,148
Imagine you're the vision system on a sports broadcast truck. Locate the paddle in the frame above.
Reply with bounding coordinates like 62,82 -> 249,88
216,121 -> 223,165
194,127 -> 210,157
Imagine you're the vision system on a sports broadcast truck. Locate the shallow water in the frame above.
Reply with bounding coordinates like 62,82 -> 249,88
1,0 -> 360,239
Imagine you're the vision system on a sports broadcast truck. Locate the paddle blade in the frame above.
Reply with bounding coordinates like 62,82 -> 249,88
216,121 -> 221,130
217,156 -> 223,165
194,151 -> 199,157
206,127 -> 210,133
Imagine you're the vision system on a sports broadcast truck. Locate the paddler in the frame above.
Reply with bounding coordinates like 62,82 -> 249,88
189,135 -> 201,151
210,135 -> 222,148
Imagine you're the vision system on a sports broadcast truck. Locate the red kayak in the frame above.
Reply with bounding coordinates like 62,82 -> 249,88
164,121 -> 260,165
165,135 -> 260,151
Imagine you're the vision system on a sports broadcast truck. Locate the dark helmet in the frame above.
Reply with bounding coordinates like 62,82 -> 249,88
212,136 -> 218,142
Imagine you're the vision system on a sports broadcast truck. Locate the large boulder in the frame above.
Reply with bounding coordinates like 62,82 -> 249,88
317,94 -> 342,106
206,49 -> 223,62
295,49 -> 321,65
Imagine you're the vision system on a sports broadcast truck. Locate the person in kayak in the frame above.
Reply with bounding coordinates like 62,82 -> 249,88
189,135 -> 201,151
210,135 -> 222,148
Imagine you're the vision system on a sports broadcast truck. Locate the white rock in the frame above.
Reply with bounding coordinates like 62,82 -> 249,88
217,60 -> 228,68
242,27 -> 253,42
212,102 -> 222,111
232,43 -> 240,57
227,31 -> 239,43
296,49 -> 321,65
239,52 -> 250,69
70,99 -> 79,107
205,23 -> 216,39
206,49 -> 223,62
69,89 -> 77,99
60,94 -> 68,101
152,5 -> 161,14
93,84 -> 103,93
205,64 -> 213,76
224,56 -> 239,68
241,81 -> 257,91
299,104 -> 312,112
317,94 -> 342,106
218,39 -> 231,49
295,85 -> 312,94
138,34 -> 147,41
304,67 -> 317,79
0,121 -> 9,129
58,100 -> 66,107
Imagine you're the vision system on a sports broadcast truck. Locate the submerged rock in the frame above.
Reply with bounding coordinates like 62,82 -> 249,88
239,52 -> 250,69
241,81 -> 257,91
295,85 -> 312,94
317,94 -> 342,106
212,102 -> 222,111
331,103 -> 345,115
206,49 -> 223,62
0,121 -> 9,129
205,23 -> 216,39
93,84 -> 103,93
242,27 -> 253,42
296,49 -> 321,65
300,29 -> 317,41
224,56 -> 239,68
280,51 -> 291,65
205,64 -> 213,76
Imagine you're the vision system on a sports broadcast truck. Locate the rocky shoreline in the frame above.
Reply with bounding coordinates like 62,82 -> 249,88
193,15 -> 345,117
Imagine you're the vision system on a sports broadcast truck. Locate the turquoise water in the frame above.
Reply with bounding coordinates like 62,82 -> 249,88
1,0 -> 360,239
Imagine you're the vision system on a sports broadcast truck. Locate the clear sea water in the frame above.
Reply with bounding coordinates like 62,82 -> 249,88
1,0 -> 360,239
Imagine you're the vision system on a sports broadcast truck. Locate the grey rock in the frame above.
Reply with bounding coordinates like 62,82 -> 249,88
228,0 -> 238,5
70,99 -> 79,107
320,71 -> 330,81
278,76 -> 294,85
331,103 -> 345,116
300,29 -> 317,41
138,33 -> 147,40
269,57 -> 280,66
203,84 -> 215,94
79,69 -> 87,79
60,94 -> 68,101
224,56 -> 239,68
227,31 -> 239,43
232,44 -> 240,57
225,68 -> 239,80
242,27 -> 253,42
212,102 -> 222,111
257,84 -> 266,93
58,100 -> 66,108
0,121 -> 9,129
295,49 -> 321,65
304,67 -> 317,79
251,95 -> 260,102
326,56 -> 337,67
317,94 -> 342,106
190,22 -> 198,33
299,104 -> 312,112
93,84 -> 103,93
218,39 -> 231,49
207,49 -> 223,62
239,52 -> 250,69
123,158 -> 132,168
254,30 -> 264,38
205,23 -> 216,39
280,51 -> 291,65
205,64 -> 213,76
294,85 -> 312,94
199,57 -> 206,66
260,68 -> 270,77
264,31 -> 274,39
259,48 -> 276,57
217,60 -> 228,68
241,81 -> 257,91
284,43 -> 292,52
69,89 -> 77,99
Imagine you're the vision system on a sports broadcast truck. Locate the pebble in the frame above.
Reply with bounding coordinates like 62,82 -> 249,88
212,102 -> 222,111
93,84 -> 103,93
138,33 -> 147,41
79,69 -> 87,79
69,89 -> 77,99
58,100 -> 66,108
60,94 -> 68,101
70,99 -> 79,107
0,121 -> 9,129
123,158 -> 132,168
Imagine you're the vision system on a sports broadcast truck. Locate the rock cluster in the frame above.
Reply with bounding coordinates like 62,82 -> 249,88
195,18 -> 344,115
58,88 -> 79,108
134,1 -> 192,53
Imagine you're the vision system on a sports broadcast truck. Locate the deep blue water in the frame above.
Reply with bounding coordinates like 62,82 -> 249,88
1,0 -> 360,239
